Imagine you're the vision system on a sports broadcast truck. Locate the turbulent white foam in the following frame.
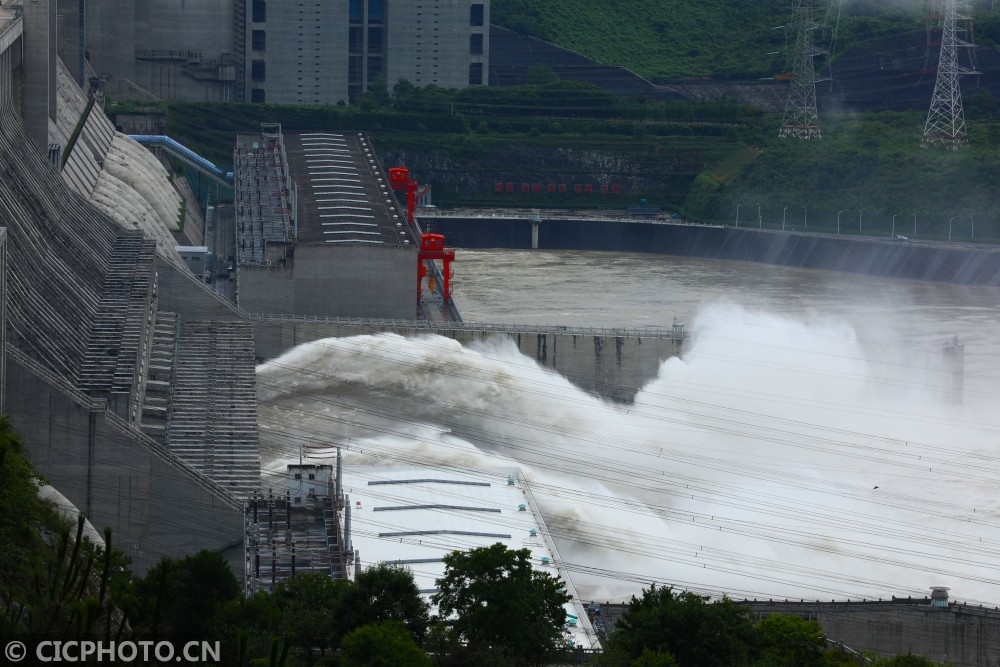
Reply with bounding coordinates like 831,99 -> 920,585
257,303 -> 1000,603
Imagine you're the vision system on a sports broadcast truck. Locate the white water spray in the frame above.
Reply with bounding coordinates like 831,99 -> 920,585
257,302 -> 1000,603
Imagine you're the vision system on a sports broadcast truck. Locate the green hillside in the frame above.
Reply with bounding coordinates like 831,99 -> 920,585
491,0 -> 939,81
142,88 -> 1000,243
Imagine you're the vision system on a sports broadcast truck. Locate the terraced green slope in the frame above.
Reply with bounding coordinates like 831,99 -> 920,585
491,0 -> 932,81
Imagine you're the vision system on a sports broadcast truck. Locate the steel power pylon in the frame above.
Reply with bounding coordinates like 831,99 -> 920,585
779,1 -> 823,140
922,0 -> 977,148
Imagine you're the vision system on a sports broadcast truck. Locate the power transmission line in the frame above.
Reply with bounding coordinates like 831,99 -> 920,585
922,0 -> 977,148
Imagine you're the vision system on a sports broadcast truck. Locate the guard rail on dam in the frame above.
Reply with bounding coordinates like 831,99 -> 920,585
424,214 -> 1000,287
250,315 -> 685,403
590,597 -> 1000,667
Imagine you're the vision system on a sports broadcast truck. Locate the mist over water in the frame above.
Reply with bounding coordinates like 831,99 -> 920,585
258,250 -> 1000,603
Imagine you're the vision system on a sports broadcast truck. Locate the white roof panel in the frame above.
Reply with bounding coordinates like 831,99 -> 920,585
342,466 -> 600,649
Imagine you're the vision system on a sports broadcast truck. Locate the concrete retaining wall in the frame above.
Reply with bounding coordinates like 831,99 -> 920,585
6,354 -> 244,574
744,600 -> 1000,667
239,244 -> 419,319
593,599 -> 1000,667
425,216 -> 1000,286
157,256 -> 245,322
253,319 -> 682,402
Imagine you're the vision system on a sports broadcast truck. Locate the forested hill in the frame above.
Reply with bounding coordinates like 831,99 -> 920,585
490,0 -> 1000,82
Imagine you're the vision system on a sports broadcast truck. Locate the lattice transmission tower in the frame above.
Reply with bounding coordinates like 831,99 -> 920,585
921,0 -> 977,148
779,1 -> 823,140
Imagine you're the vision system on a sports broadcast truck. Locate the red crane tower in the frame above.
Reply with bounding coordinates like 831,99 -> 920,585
417,233 -> 455,302
388,167 -> 429,223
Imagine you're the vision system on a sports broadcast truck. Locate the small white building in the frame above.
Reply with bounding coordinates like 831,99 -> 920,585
287,463 -> 334,505
176,245 -> 209,281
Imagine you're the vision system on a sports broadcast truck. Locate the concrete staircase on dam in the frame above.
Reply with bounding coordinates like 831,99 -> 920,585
140,311 -> 180,442
167,320 -> 260,499
78,235 -> 157,423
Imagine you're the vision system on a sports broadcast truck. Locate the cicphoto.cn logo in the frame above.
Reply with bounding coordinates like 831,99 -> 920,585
3,640 -> 220,663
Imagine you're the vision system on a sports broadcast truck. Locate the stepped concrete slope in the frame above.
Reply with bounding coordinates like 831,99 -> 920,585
0,101 -> 258,572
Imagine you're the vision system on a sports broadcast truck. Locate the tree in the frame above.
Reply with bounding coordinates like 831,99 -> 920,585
526,64 -> 559,85
340,621 -> 432,667
754,614 -> 826,667
0,415 -> 61,603
213,590 -> 283,664
126,550 -> 241,638
339,563 -> 429,644
271,571 -> 350,661
432,543 -> 571,666
0,417 -> 131,641
607,585 -> 758,667
632,648 -> 679,667
393,78 -> 416,100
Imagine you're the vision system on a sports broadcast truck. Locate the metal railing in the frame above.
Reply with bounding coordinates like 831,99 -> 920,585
424,211 -> 721,229
246,313 -> 686,340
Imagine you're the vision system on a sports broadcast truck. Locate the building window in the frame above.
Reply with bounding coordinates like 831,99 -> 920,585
349,0 -> 362,21
469,62 -> 483,85
252,0 -> 266,22
251,60 -> 266,81
252,30 -> 266,51
349,27 -> 362,53
293,473 -> 301,480
367,60 -> 384,86
294,496 -> 302,503
470,33 -> 483,56
251,88 -> 266,103
349,56 -> 363,84
308,473 -> 315,480
470,3 -> 484,26
368,0 -> 384,23
368,27 -> 383,53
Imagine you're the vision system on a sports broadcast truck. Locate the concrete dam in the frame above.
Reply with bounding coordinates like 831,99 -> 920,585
252,316 -> 685,403
592,596 -> 1000,667
2,5 -> 997,662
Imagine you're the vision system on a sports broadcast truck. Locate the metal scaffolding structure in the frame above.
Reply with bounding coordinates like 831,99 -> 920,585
245,451 -> 355,595
922,0 -> 976,148
779,1 -> 823,140
234,124 -> 296,265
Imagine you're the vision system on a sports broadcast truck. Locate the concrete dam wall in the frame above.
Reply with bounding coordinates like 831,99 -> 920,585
0,101 -> 252,573
424,216 -> 1000,287
593,598 -> 1000,667
253,317 -> 683,403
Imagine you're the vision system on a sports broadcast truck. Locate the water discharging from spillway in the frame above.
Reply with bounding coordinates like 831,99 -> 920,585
257,301 -> 1000,603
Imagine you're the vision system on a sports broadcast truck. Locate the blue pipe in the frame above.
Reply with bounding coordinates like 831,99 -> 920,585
128,135 -> 233,184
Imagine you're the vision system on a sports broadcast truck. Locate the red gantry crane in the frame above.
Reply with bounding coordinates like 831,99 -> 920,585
389,167 -> 455,303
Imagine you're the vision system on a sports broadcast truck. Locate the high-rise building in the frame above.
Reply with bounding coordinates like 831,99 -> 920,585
81,0 -> 488,104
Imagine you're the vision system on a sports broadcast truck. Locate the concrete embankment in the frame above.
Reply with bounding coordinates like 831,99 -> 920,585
253,317 -> 683,403
593,598 -> 1000,667
424,216 -> 1000,286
